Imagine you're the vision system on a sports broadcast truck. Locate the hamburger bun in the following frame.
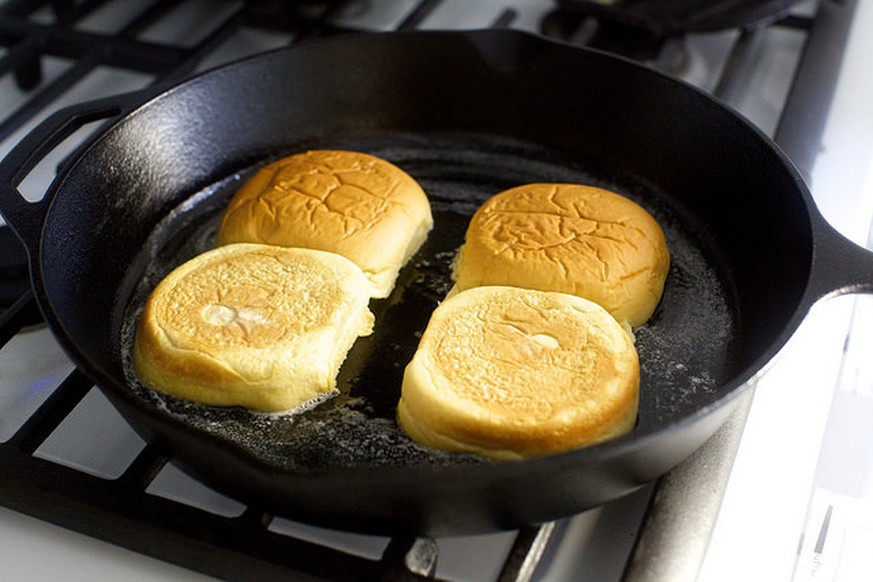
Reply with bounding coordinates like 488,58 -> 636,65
216,150 -> 433,298
453,183 -> 669,327
133,243 -> 374,412
397,286 -> 639,459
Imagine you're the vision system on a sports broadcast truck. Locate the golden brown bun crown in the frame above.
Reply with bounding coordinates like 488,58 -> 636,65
216,150 -> 433,298
133,244 -> 374,412
397,286 -> 639,459
453,184 -> 669,327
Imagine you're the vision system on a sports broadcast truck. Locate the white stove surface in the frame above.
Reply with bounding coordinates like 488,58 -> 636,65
2,1 -> 873,580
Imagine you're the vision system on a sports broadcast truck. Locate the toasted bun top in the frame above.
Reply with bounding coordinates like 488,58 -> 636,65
133,243 -> 374,411
142,244 -> 365,350
453,183 -> 669,327
215,150 -> 433,297
397,286 -> 639,459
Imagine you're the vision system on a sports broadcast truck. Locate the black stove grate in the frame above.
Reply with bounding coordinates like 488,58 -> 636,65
0,0 -> 856,579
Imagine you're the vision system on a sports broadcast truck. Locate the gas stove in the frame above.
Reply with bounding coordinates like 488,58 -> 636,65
1,1 -> 871,580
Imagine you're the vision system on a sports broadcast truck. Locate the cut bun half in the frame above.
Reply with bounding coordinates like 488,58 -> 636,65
133,243 -> 374,412
397,286 -> 639,459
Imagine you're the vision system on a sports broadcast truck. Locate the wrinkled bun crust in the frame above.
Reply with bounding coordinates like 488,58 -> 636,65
397,286 -> 639,459
453,183 -> 669,327
216,150 -> 433,298
133,244 -> 374,412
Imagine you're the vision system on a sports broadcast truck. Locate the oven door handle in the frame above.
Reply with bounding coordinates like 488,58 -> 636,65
0,87 -> 165,251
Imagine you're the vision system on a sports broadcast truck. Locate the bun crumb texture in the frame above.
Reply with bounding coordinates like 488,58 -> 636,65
398,286 -> 640,459
216,149 -> 433,298
133,243 -> 374,413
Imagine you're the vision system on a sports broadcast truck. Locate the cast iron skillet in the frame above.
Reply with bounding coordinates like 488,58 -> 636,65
554,0 -> 805,36
1,30 -> 872,536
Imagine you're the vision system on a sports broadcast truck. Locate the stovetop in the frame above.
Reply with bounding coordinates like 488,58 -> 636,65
1,1 -> 870,580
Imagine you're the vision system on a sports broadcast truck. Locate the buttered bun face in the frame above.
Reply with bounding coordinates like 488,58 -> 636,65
453,183 -> 669,327
216,150 -> 433,298
133,243 -> 374,413
397,286 -> 639,460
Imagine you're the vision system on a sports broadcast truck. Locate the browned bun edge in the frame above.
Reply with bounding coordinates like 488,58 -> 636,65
397,286 -> 639,459
216,150 -> 433,298
453,183 -> 669,327
133,243 -> 374,412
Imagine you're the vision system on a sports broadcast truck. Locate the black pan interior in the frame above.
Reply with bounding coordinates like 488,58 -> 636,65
114,130 -> 739,470
29,31 -> 815,529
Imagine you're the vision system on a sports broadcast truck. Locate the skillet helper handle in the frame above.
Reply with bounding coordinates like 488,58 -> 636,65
0,88 -> 160,251
810,215 -> 873,300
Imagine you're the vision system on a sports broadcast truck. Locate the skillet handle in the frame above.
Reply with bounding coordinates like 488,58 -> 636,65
0,88 -> 162,252
809,213 -> 873,300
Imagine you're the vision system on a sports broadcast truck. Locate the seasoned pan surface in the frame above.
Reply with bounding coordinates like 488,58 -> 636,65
119,131 -> 739,471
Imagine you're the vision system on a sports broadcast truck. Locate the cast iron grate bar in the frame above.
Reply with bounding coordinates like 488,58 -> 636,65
498,522 -> 558,582
6,368 -> 93,454
115,439 -> 171,490
0,0 -> 247,143
0,444 -> 377,579
0,37 -> 42,90
709,10 -> 814,106
154,5 -> 249,85
1,432 -> 553,580
712,27 -> 765,103
0,47 -> 103,142
397,0 -> 443,31
0,289 -> 40,344
773,0 -> 857,180
493,9 -> 519,30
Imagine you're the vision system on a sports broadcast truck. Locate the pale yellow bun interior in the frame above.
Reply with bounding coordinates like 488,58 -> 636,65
133,243 -> 374,412
397,286 -> 639,460
216,150 -> 433,298
452,183 -> 669,327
